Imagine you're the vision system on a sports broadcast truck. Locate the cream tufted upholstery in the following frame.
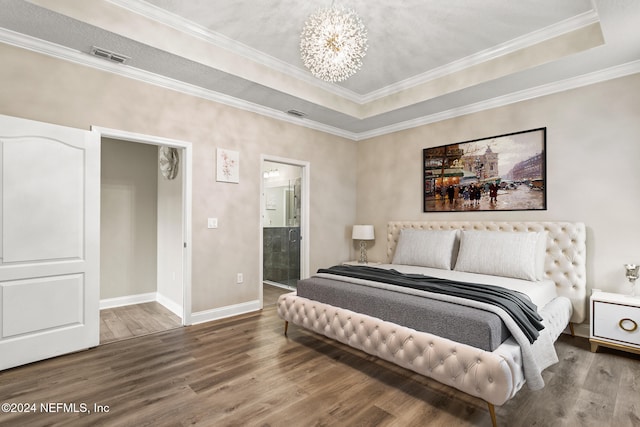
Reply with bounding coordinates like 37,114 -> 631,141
387,221 -> 586,323
278,293 -> 515,405
278,292 -> 572,406
277,221 -> 585,409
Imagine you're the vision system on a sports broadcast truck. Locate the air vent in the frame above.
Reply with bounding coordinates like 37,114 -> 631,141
90,46 -> 130,64
286,109 -> 307,118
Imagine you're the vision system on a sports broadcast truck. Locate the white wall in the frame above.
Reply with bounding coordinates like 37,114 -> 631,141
100,138 -> 158,299
157,147 -> 184,310
356,73 -> 640,324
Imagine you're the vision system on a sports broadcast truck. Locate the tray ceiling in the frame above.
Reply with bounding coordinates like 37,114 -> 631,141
1,0 -> 639,140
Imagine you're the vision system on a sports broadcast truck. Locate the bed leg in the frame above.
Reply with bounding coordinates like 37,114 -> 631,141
284,321 -> 289,336
487,402 -> 497,427
569,322 -> 575,337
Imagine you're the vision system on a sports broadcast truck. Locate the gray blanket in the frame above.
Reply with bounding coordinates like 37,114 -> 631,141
315,266 -> 560,390
297,276 -> 509,350
318,265 -> 544,342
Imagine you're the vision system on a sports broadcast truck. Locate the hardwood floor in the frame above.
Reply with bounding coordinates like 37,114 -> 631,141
100,302 -> 182,344
100,285 -> 287,345
2,299 -> 639,426
263,282 -> 292,306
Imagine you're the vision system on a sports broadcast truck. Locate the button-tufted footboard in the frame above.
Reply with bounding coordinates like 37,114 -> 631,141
277,221 -> 584,426
278,291 -> 518,405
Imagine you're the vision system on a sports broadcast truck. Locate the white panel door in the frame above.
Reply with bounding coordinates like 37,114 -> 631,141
0,114 -> 99,370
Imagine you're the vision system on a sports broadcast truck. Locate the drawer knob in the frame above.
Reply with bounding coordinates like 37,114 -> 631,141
619,318 -> 638,332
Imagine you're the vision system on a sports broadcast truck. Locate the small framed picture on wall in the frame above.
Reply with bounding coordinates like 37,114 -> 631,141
216,148 -> 239,183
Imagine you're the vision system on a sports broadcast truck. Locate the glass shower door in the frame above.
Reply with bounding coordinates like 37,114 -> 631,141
263,165 -> 302,288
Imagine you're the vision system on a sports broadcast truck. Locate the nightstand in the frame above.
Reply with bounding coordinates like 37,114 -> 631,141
590,290 -> 640,355
342,261 -> 381,266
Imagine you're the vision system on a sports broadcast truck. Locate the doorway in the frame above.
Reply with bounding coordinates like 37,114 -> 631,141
94,126 -> 193,342
261,156 -> 309,294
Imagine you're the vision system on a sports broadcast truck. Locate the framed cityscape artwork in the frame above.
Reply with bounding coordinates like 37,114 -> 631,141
423,128 -> 546,212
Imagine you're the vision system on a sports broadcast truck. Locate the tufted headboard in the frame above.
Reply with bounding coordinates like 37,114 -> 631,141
387,221 -> 587,323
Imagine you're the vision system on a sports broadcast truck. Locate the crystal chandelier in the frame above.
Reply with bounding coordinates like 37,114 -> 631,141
300,5 -> 368,83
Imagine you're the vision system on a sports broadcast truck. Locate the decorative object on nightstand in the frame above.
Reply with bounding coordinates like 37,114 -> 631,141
352,225 -> 375,264
590,289 -> 640,355
624,263 -> 639,296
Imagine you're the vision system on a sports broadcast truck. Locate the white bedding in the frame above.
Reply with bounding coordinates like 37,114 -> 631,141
374,263 -> 557,309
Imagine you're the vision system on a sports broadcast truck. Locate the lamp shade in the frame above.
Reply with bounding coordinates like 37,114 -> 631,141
352,225 -> 375,240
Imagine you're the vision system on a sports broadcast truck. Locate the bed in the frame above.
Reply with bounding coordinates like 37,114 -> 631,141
277,221 -> 586,426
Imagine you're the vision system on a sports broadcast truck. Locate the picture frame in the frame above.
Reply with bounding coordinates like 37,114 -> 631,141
423,127 -> 546,212
216,148 -> 239,183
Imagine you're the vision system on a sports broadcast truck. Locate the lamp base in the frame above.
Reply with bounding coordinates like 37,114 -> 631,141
358,240 -> 368,264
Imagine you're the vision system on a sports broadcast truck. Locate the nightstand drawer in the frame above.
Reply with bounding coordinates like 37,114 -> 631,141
592,301 -> 640,346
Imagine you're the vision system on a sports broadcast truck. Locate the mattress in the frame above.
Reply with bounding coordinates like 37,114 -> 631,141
375,264 -> 558,309
296,264 -> 557,351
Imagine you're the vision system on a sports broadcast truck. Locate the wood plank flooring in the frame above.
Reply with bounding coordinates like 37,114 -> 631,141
2,294 -> 639,426
100,284 -> 286,345
263,282 -> 291,306
100,301 -> 182,344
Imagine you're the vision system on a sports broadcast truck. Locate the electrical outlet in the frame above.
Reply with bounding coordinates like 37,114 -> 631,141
236,273 -> 243,284
207,218 -> 218,229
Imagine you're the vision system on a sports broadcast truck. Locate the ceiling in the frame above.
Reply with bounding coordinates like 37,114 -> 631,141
1,0 -> 639,140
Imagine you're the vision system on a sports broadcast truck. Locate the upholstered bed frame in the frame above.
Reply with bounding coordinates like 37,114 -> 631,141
386,221 -> 587,323
277,221 -> 587,426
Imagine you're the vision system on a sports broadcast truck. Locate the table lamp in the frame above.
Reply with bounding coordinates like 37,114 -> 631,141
352,225 -> 375,264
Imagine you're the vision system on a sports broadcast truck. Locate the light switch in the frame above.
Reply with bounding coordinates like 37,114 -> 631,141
207,218 -> 218,229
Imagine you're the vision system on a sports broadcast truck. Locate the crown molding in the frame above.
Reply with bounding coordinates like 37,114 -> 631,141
356,59 -> 640,141
106,0 -> 363,103
2,26 -> 637,143
107,0 -> 601,106
0,27 -> 357,141
360,9 -> 601,103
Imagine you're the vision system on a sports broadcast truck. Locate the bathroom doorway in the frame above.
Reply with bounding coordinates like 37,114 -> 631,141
261,156 -> 309,291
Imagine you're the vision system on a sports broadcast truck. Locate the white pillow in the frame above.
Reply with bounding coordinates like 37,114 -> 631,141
392,229 -> 459,270
453,230 -> 547,281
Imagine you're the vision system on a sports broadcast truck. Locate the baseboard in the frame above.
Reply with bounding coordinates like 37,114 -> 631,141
100,293 -> 183,322
100,293 -> 260,327
573,322 -> 589,338
100,292 -> 157,310
156,292 -> 183,319
190,299 -> 261,325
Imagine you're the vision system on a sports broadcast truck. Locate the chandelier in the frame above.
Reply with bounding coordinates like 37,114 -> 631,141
300,5 -> 368,83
